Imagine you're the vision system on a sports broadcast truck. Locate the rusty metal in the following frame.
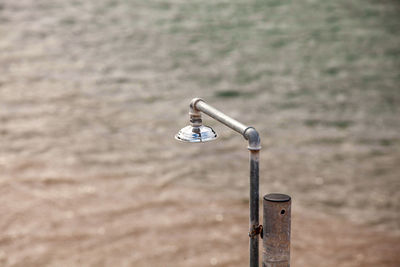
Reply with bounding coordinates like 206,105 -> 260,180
249,224 -> 263,238
175,98 -> 262,267
262,193 -> 291,267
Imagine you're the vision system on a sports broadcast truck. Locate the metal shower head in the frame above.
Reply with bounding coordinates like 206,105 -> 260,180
175,98 -> 218,143
175,125 -> 217,143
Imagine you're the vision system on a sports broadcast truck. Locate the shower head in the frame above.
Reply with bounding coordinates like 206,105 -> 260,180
175,98 -> 217,143
175,124 -> 217,143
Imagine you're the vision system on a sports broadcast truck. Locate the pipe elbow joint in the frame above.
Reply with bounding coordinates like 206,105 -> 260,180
189,98 -> 204,115
244,127 -> 261,151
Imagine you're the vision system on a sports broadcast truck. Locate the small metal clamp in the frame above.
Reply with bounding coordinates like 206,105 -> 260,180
248,225 -> 263,239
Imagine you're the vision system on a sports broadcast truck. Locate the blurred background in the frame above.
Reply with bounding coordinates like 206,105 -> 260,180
1,0 -> 399,266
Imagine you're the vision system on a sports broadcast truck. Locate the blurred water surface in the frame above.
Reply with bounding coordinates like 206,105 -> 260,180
1,0 -> 400,266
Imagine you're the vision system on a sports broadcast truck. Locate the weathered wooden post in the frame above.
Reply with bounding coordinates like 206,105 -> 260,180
262,193 -> 291,267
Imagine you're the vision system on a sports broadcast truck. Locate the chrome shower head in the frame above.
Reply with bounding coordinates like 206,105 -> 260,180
175,98 -> 217,142
175,124 -> 217,143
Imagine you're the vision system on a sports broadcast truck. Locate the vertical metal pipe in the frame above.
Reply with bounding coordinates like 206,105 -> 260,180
249,150 -> 260,267
262,194 -> 291,267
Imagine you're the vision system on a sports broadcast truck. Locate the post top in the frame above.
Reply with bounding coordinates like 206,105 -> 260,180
264,193 -> 291,202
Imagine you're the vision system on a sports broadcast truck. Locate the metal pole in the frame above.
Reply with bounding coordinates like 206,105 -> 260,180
262,194 -> 291,267
249,150 -> 260,267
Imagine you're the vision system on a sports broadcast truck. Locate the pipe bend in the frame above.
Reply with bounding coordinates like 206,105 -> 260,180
244,127 -> 261,151
189,98 -> 204,115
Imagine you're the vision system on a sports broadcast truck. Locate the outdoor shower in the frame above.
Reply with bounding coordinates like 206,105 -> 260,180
175,98 -> 291,267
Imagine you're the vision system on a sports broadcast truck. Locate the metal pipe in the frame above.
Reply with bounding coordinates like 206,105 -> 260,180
262,194 -> 291,267
249,150 -> 260,267
193,99 -> 248,135
190,98 -> 261,267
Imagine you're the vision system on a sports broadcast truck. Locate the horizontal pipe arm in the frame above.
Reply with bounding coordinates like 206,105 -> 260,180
191,98 -> 261,151
195,99 -> 248,135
